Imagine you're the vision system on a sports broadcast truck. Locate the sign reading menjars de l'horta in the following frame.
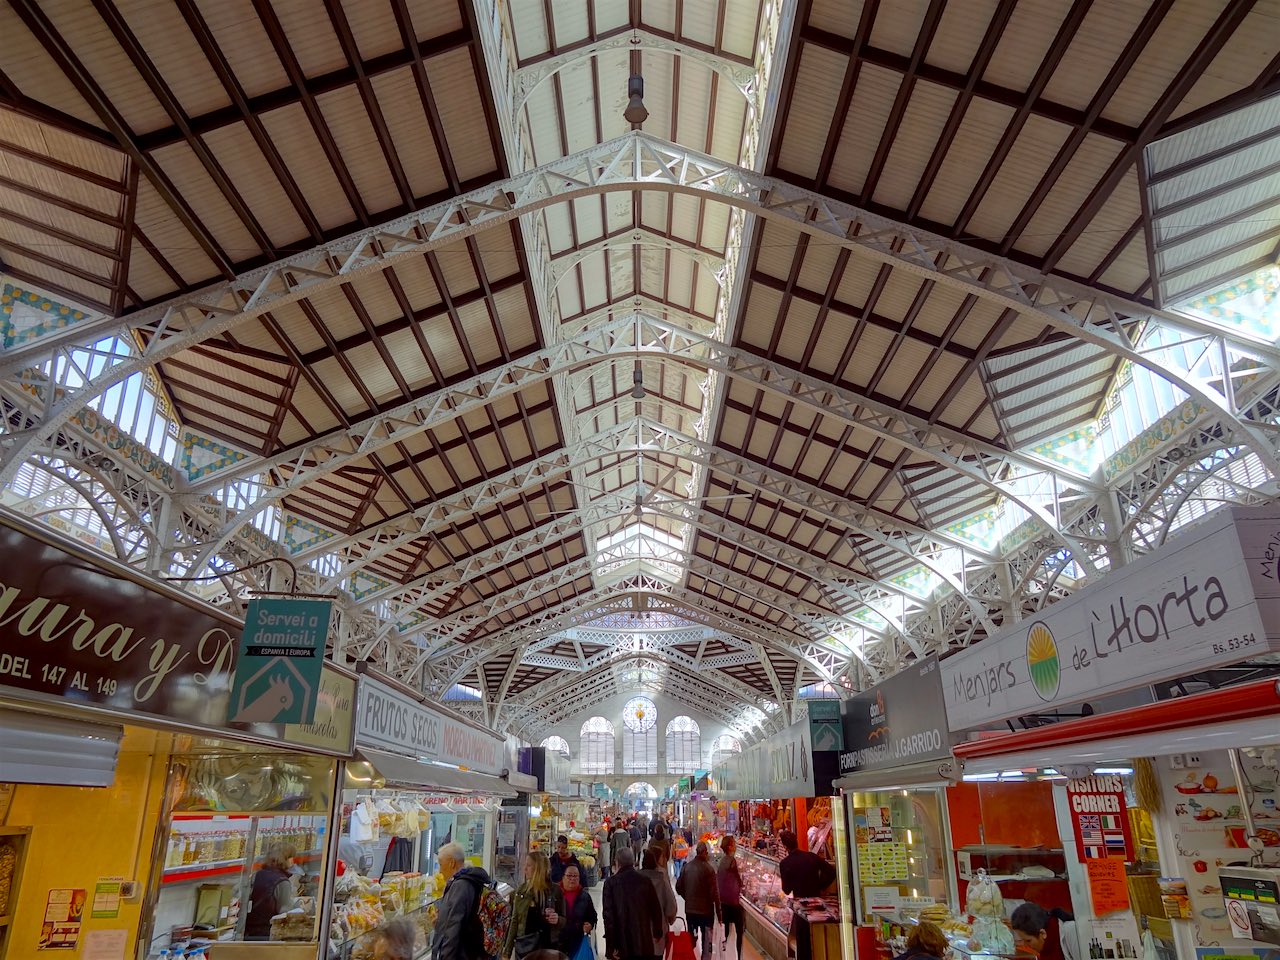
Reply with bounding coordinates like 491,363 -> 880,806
941,506 -> 1280,732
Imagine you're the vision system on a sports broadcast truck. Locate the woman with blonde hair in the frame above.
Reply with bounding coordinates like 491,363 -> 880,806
504,851 -> 565,959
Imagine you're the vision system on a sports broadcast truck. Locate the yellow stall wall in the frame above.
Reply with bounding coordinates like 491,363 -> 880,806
5,725 -> 171,959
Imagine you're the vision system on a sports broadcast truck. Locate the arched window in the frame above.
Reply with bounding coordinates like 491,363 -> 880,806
665,716 -> 701,774
622,696 -> 657,775
579,717 -> 615,775
541,735 -> 571,759
623,781 -> 658,811
709,733 -> 742,769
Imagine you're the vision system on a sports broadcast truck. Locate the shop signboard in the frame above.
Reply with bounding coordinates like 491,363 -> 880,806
714,716 -> 828,799
1066,773 -> 1134,861
280,666 -> 356,755
355,676 -> 505,775
0,513 -> 238,731
839,655 -> 949,775
941,506 -> 1280,731
808,699 -> 843,751
229,597 -> 331,725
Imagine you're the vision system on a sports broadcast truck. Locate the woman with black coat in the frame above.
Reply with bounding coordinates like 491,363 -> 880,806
557,864 -> 597,959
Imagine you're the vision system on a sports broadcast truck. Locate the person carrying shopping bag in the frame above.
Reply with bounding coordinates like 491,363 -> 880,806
674,842 -> 720,960
557,865 -> 598,960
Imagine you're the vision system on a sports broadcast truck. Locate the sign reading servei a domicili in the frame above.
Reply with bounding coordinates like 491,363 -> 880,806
940,506 -> 1280,732
0,511 -> 239,730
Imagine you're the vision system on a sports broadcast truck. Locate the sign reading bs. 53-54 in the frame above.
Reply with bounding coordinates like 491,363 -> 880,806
941,507 -> 1280,731
229,598 -> 332,726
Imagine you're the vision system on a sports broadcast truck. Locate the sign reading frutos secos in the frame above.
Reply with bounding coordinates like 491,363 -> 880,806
941,506 -> 1280,731
356,676 -> 505,776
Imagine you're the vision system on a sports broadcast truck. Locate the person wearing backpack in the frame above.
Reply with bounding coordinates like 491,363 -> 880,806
434,842 -> 500,960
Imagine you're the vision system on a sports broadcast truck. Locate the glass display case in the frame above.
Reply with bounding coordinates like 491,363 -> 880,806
846,787 -> 954,918
738,848 -> 791,960
739,848 -> 792,933
143,751 -> 336,956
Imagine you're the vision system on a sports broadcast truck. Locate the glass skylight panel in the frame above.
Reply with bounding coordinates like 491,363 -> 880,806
1179,264 -> 1280,340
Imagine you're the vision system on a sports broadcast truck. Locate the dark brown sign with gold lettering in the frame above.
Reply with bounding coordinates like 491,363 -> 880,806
0,513 -> 239,730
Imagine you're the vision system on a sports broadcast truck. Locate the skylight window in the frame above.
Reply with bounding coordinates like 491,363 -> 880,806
1180,265 -> 1280,340
594,522 -> 685,583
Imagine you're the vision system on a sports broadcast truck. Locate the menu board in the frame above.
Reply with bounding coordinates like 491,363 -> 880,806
1160,752 -> 1280,946
856,840 -> 909,886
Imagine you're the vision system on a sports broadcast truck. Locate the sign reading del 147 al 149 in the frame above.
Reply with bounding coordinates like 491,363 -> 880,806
228,598 -> 332,726
941,506 -> 1280,731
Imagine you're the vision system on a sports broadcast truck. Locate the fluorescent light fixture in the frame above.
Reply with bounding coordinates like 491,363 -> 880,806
1094,767 -> 1134,775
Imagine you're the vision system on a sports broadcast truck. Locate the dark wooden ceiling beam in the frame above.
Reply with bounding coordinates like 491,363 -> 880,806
323,0 -> 414,210
1154,48 -> 1280,142
858,0 -> 944,203
0,205 -> 121,262
88,0 -> 275,256
949,0 -> 1094,240
295,270 -> 524,365
390,0 -> 462,193
903,0 -> 1015,219
999,0 -> 1175,259
132,26 -> 473,152
250,0 -> 371,226
111,163 -> 138,316
0,172 -> 121,227
171,0 -> 323,243
799,19 -> 1139,146
0,236 -> 111,289
1041,0 -> 1256,274
0,136 -> 126,192
748,270 -> 980,360
8,0 -> 233,278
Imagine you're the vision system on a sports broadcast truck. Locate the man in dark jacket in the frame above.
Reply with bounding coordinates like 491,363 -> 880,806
778,830 -> 836,897
675,841 -> 720,960
603,847 -> 664,960
433,842 -> 492,960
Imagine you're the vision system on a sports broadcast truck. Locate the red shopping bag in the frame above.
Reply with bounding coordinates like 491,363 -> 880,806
665,918 -> 697,960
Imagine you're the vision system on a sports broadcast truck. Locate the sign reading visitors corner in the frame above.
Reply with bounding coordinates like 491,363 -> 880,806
356,676 -> 504,776
942,506 -> 1280,731
840,655 -> 949,775
229,598 -> 331,725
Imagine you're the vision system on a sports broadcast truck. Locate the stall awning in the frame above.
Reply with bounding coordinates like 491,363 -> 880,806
833,756 -> 963,793
0,708 -> 122,787
506,770 -> 538,791
358,748 -> 517,798
954,678 -> 1280,776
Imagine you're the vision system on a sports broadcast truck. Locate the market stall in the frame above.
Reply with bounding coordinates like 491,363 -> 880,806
934,506 -> 1280,960
712,714 -> 843,960
835,655 -> 960,960
0,510 -> 354,960
324,673 -> 516,959
950,678 -> 1280,960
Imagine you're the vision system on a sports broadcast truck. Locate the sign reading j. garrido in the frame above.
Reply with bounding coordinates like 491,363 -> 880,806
941,506 -> 1280,731
839,655 -> 949,775
0,513 -> 238,730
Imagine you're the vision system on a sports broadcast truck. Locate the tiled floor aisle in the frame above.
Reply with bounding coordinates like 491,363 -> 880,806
587,871 -> 769,960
